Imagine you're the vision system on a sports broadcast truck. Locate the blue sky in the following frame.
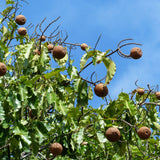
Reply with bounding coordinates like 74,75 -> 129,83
1,0 -> 160,107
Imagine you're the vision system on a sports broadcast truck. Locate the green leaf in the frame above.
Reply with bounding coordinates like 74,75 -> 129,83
13,125 -> 31,145
44,67 -> 65,79
16,40 -> 35,60
125,100 -> 136,116
36,121 -> 48,135
105,100 -> 116,117
77,80 -> 88,105
6,0 -> 15,4
87,50 -> 98,58
103,57 -> 116,85
38,90 -> 47,108
7,91 -> 21,109
1,26 -> 8,42
24,75 -> 40,87
118,92 -> 129,101
55,100 -> 68,115
0,102 -> 5,121
46,92 -> 56,104
24,41 -> 35,59
13,126 -> 26,136
1,6 -> 13,16
73,78 -> 81,92
18,84 -> 28,101
97,131 -> 107,143
31,138 -> 39,155
80,50 -> 99,70
2,26 -> 8,35
95,50 -> 110,64
88,86 -> 93,100
153,122 -> 160,130
76,128 -> 84,145
40,45 -> 50,66
68,65 -> 78,80
80,53 -> 88,69
21,135 -> 31,145
46,87 -> 57,104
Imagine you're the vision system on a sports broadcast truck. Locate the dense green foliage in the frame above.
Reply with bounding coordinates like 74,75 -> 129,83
0,0 -> 159,159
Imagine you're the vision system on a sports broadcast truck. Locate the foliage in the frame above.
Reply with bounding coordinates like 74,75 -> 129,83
0,0 -> 159,160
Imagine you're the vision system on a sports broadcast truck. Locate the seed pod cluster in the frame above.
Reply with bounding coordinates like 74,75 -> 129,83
15,15 -> 27,36
105,126 -> 151,142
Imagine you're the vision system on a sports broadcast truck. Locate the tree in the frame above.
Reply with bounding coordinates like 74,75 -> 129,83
0,0 -> 159,159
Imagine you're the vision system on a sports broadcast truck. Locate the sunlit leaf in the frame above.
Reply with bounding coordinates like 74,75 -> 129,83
55,100 -> 68,115
68,65 -> 78,80
76,128 -> 84,145
97,131 -> 107,143
153,122 -> 160,130
103,57 -> 116,85
46,87 -> 57,104
44,67 -> 65,79
80,53 -> 88,69
0,102 -> 5,121
88,86 -> 93,100
21,135 -> 31,145
125,100 -> 136,116
6,0 -> 15,4
18,83 -> 28,101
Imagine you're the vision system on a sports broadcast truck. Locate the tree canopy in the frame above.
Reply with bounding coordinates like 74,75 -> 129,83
0,0 -> 159,160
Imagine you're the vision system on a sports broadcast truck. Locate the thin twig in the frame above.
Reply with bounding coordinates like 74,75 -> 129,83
39,17 -> 47,33
127,141 -> 132,160
42,16 -> 60,35
78,39 -> 142,75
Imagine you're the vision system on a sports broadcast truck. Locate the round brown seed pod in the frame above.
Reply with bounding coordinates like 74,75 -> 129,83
52,45 -> 66,59
47,44 -> 54,51
15,15 -> 26,25
137,88 -> 145,95
155,91 -> 160,100
130,47 -> 142,59
0,63 -> 7,76
105,127 -> 120,142
39,35 -> 46,41
94,83 -> 108,97
81,43 -> 88,51
50,143 -> 63,156
137,126 -> 151,140
18,27 -> 27,36
35,49 -> 41,55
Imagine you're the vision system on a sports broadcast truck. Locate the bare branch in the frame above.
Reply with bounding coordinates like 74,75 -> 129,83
39,17 -> 47,33
42,16 -> 60,35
